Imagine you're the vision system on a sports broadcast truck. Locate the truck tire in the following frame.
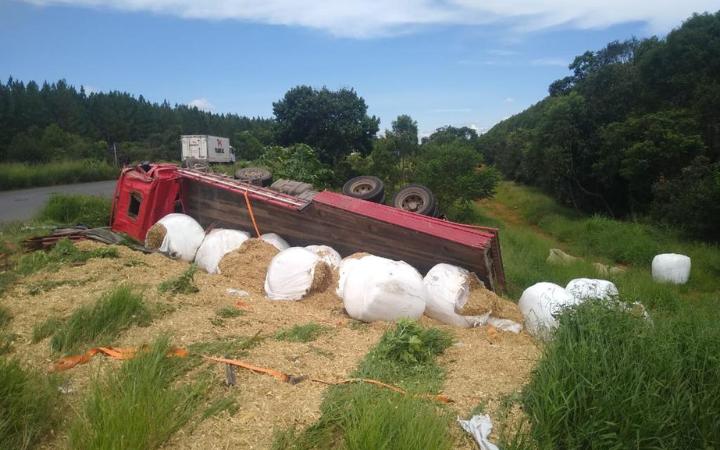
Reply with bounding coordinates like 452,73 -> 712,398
235,167 -> 272,186
182,158 -> 210,171
392,184 -> 436,216
270,179 -> 314,196
342,176 -> 385,203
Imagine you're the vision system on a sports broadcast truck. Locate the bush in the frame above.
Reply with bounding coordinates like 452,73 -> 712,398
37,193 -> 111,227
523,302 -> 720,449
257,144 -> 335,187
0,358 -> 60,449
0,160 -> 118,191
415,142 -> 500,209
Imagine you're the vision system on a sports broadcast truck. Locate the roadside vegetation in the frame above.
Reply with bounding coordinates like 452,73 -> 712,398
0,358 -> 61,449
37,193 -> 112,227
0,160 -> 118,191
68,336 -> 207,450
273,320 -> 455,449
475,182 -> 720,448
43,286 -> 151,354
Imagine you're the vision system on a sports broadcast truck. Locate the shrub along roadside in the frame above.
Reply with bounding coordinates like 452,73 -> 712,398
273,320 -> 455,449
522,302 -> 720,449
36,193 -> 112,228
0,160 -> 119,191
0,358 -> 60,449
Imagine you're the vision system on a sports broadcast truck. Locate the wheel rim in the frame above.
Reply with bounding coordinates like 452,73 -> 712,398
401,193 -> 425,212
352,182 -> 374,195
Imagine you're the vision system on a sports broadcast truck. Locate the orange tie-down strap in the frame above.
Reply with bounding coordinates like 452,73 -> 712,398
50,346 -> 189,372
203,356 -> 453,404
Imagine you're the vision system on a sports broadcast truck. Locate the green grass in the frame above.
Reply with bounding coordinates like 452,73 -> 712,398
274,323 -> 328,343
216,306 -> 245,319
273,320 -> 455,449
158,264 -> 199,295
0,160 -> 118,191
15,238 -> 118,276
0,305 -> 10,328
68,336 -> 208,450
523,301 -> 720,449
0,358 -> 60,449
36,193 -> 111,227
31,317 -> 62,343
49,285 -> 151,354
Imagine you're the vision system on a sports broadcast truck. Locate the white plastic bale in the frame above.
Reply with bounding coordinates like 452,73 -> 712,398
565,278 -> 619,301
146,213 -> 205,262
194,229 -> 250,274
422,263 -> 488,328
260,233 -> 290,251
336,254 -> 385,298
305,245 -> 342,270
264,247 -> 321,301
518,282 -> 578,338
341,256 -> 426,322
652,253 -> 691,284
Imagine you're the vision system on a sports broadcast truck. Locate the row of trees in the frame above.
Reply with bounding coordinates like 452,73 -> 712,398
478,11 -> 720,239
0,79 -> 498,211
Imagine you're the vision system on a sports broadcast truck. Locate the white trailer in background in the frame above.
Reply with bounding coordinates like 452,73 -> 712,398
181,135 -> 235,163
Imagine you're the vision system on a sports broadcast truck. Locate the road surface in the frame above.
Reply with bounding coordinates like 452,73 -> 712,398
0,180 -> 117,223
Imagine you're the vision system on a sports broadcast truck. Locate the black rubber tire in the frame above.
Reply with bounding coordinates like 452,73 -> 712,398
235,167 -> 272,186
392,184 -> 436,216
342,176 -> 385,203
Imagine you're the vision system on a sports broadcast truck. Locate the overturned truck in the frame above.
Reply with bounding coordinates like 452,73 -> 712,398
110,164 -> 506,292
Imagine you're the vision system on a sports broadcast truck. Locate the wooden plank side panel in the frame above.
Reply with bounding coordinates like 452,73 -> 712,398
182,180 -> 502,291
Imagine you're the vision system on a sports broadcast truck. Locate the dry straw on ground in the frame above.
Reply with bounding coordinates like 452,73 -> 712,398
3,239 -> 539,449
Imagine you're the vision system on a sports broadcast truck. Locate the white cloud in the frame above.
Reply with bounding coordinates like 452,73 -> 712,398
188,97 -> 213,111
22,0 -> 718,38
530,57 -> 570,67
82,84 -> 98,94
504,97 -> 515,103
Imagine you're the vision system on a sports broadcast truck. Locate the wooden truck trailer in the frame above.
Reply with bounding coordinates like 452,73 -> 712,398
110,163 -> 506,292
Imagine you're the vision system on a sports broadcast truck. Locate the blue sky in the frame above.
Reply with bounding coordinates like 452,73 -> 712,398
1,1 -> 715,136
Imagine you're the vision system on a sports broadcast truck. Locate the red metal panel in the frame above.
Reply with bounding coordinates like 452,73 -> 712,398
312,191 -> 498,249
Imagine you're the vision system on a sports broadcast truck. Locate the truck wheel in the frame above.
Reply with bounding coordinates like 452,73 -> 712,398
342,176 -> 385,203
392,184 -> 436,216
235,167 -> 272,186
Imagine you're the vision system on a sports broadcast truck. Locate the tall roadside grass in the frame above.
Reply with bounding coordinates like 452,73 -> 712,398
0,358 -> 60,449
474,182 -> 720,308
47,285 -> 151,354
523,302 -> 720,449
0,160 -> 119,191
69,337 -> 207,450
37,193 -> 112,227
273,320 -> 455,450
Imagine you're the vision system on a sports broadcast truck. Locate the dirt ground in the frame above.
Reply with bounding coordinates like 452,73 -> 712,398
3,240 -> 540,449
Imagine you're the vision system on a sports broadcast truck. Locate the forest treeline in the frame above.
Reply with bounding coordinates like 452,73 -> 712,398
478,11 -> 720,239
0,79 -> 274,163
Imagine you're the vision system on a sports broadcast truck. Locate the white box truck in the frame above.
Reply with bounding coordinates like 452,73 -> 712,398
181,135 -> 235,163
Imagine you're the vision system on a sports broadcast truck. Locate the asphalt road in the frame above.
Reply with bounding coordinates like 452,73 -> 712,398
0,180 -> 117,223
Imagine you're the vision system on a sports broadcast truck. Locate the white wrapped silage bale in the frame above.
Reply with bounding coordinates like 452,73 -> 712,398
652,253 -> 691,284
423,263 -> 489,328
260,233 -> 290,251
264,247 -> 328,301
145,213 -> 205,262
305,245 -> 342,270
565,278 -> 619,301
341,255 -> 426,322
194,229 -> 250,274
518,282 -> 578,338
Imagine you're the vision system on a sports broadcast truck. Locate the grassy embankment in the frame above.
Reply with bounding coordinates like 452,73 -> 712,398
0,160 -> 119,191
474,182 -> 720,448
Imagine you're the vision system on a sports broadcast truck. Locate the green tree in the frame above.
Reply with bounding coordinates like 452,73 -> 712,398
258,144 -> 334,187
272,86 -> 379,164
